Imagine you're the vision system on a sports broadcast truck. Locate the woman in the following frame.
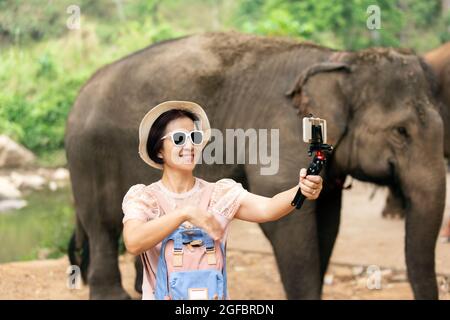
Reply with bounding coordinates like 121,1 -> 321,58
122,101 -> 323,299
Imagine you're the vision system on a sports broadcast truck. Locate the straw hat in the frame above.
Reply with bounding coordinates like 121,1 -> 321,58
138,100 -> 211,170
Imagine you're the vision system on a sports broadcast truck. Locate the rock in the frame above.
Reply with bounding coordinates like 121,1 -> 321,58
331,265 -> 354,278
10,172 -> 46,190
36,168 -> 52,177
0,199 -> 27,212
390,273 -> 408,283
352,266 -> 364,276
49,181 -> 58,191
0,135 -> 35,168
439,277 -> 449,293
52,168 -> 69,181
0,177 -> 22,200
28,174 -> 46,189
380,268 -> 393,278
324,274 -> 334,285
355,277 -> 368,288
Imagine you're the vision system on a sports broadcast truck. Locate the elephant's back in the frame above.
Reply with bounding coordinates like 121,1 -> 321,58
66,33 -> 225,134
65,32 -> 328,150
67,33 -> 298,127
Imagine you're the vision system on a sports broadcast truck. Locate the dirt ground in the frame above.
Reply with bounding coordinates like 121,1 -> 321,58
0,251 -> 448,300
1,177 -> 450,300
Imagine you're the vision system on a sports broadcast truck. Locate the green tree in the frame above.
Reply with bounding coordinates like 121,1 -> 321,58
232,0 -> 447,50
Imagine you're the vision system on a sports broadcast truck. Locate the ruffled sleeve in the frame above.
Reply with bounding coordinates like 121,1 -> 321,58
209,178 -> 248,220
122,184 -> 159,223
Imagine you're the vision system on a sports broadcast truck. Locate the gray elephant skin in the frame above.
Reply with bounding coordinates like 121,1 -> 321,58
383,42 -> 450,219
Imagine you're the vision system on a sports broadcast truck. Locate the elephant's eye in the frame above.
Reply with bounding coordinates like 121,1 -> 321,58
396,126 -> 409,138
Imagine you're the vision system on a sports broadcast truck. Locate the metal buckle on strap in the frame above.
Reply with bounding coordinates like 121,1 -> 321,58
173,248 -> 183,267
190,239 -> 203,247
206,247 -> 216,265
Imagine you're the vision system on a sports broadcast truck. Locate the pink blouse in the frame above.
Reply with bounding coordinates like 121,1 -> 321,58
121,177 -> 248,299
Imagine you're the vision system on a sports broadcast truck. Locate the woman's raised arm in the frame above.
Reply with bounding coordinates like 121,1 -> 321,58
234,169 -> 323,223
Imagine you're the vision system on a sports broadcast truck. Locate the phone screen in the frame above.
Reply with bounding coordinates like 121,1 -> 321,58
303,117 -> 327,144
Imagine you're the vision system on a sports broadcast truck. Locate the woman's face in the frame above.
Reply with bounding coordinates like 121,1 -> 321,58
158,117 -> 203,172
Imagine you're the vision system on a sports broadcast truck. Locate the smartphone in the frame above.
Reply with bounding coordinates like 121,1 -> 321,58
303,117 -> 327,144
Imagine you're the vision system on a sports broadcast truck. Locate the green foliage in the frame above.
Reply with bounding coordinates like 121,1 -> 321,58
439,11 -> 450,43
0,2 -> 180,156
232,0 -> 449,50
0,0 -> 120,46
0,48 -> 88,154
0,0 -> 449,156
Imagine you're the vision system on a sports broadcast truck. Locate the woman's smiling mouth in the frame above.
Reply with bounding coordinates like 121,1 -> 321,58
180,152 -> 194,163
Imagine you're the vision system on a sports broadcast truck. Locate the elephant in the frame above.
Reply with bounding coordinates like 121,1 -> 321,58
382,42 -> 450,219
66,31 -> 445,299
424,42 -> 450,157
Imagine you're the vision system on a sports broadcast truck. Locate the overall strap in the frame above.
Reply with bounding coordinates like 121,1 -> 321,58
154,181 -> 217,300
199,182 -> 227,299
199,182 -> 215,211
140,251 -> 156,294
149,188 -> 174,216
199,182 -> 217,264
138,187 -> 161,294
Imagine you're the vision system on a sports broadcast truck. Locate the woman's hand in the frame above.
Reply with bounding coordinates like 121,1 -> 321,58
299,168 -> 323,200
182,205 -> 224,240
123,205 -> 223,255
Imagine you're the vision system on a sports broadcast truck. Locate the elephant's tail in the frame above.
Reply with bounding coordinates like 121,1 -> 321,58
68,217 -> 89,284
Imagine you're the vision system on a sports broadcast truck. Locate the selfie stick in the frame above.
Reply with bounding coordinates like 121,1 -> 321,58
291,116 -> 333,210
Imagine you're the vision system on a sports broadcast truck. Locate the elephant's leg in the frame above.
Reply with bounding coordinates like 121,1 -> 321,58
69,170 -> 130,299
87,227 -> 131,300
134,256 -> 143,294
315,186 -> 342,282
382,187 -> 405,219
260,202 -> 322,299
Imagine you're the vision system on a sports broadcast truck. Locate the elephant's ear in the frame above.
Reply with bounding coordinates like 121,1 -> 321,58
285,53 -> 353,146
285,62 -> 351,98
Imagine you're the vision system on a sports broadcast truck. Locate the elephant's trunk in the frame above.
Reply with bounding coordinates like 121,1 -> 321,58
398,154 -> 446,299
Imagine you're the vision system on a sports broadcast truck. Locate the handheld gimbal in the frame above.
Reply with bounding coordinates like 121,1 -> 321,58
291,115 -> 333,210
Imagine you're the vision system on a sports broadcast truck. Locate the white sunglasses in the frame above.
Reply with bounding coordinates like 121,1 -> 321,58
160,130 -> 204,146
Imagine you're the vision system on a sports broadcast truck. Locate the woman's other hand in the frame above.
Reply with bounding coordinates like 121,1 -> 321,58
182,205 -> 224,240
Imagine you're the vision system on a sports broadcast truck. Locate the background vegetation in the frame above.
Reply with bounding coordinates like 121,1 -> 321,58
1,0 -> 449,158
